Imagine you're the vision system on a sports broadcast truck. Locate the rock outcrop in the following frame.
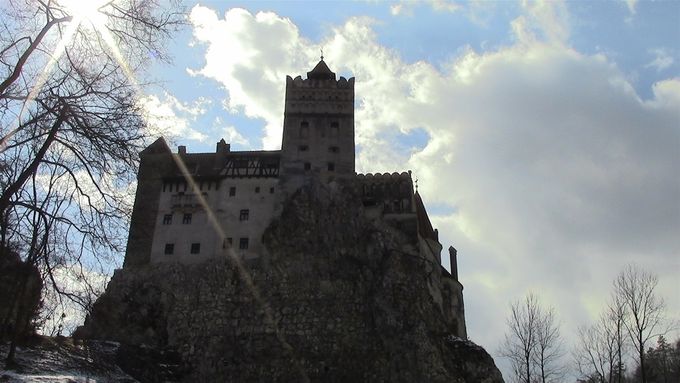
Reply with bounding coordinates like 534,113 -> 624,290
77,181 -> 504,382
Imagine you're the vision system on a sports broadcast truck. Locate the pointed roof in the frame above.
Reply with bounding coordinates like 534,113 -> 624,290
414,191 -> 438,241
140,137 -> 171,156
307,59 -> 336,81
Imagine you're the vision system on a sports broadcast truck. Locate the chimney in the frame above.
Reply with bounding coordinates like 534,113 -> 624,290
178,145 -> 186,155
216,139 -> 230,154
448,246 -> 458,280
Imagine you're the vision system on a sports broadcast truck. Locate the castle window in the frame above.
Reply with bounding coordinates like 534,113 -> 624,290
239,209 -> 249,221
330,122 -> 339,137
300,122 -> 309,138
226,237 -> 233,247
304,162 -> 311,171
190,243 -> 200,254
329,146 -> 339,153
239,237 -> 249,250
328,162 -> 335,171
182,213 -> 192,224
270,187 -> 275,194
229,187 -> 236,197
255,186 -> 260,193
163,214 -> 172,225
164,243 -> 174,255
298,145 -> 308,152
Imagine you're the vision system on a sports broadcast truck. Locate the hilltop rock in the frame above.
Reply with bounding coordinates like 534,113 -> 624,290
76,181 -> 504,382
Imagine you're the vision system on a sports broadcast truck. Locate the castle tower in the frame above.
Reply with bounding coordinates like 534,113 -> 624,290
280,59 -> 355,187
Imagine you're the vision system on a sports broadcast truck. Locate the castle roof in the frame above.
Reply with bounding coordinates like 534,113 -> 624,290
414,191 -> 438,241
307,59 -> 336,81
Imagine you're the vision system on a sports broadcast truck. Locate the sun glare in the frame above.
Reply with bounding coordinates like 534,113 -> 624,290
59,0 -> 109,28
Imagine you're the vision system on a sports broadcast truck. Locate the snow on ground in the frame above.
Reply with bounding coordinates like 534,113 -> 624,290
0,338 -> 136,382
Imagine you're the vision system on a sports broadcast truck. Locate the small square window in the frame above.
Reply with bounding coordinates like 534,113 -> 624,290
329,146 -> 340,154
164,243 -> 174,255
182,213 -> 192,224
190,243 -> 200,254
270,187 -> 275,194
239,209 -> 249,221
328,162 -> 335,171
255,186 -> 260,193
304,162 -> 311,171
229,187 -> 236,197
162,214 -> 172,225
239,237 -> 249,250
298,145 -> 309,152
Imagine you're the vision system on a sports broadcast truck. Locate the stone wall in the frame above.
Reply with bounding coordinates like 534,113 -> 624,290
77,180 -> 502,382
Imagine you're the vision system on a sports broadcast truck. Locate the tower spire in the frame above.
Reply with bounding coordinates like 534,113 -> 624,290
320,48 -> 324,61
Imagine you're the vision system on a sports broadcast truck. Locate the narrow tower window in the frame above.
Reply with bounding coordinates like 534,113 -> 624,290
182,213 -> 192,224
164,243 -> 174,255
162,214 -> 172,225
300,121 -> 309,138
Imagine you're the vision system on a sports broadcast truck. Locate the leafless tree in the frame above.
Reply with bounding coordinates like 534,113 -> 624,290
614,264 -> 668,383
0,0 -> 183,365
533,305 -> 566,382
574,302 -> 626,383
607,292 -> 627,383
499,293 -> 565,383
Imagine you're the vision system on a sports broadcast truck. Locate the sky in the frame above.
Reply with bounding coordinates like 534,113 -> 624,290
140,0 -> 680,379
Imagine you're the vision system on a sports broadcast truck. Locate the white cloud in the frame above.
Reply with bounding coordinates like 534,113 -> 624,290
512,0 -> 570,46
186,4 -> 680,377
138,92 -> 209,142
188,6 -> 316,149
645,48 -> 675,72
389,0 -> 461,16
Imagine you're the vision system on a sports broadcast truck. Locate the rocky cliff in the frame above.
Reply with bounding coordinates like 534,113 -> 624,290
76,180 -> 504,382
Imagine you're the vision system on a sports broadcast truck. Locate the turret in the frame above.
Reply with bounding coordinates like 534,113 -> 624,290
279,58 -> 355,189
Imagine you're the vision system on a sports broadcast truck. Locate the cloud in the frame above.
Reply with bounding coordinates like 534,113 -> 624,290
645,48 -> 675,72
512,0 -> 570,46
390,0 -> 461,16
624,0 -> 638,15
139,92 -> 210,142
186,4 -> 680,376
188,6 -> 317,149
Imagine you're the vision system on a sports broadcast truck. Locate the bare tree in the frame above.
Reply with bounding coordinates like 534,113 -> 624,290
500,293 -> 565,383
607,292 -> 627,383
614,264 -> 667,383
574,305 -> 624,383
0,0 -> 183,365
533,305 -> 566,382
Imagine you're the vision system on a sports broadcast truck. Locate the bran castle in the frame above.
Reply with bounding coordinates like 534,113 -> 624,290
121,59 -> 467,339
